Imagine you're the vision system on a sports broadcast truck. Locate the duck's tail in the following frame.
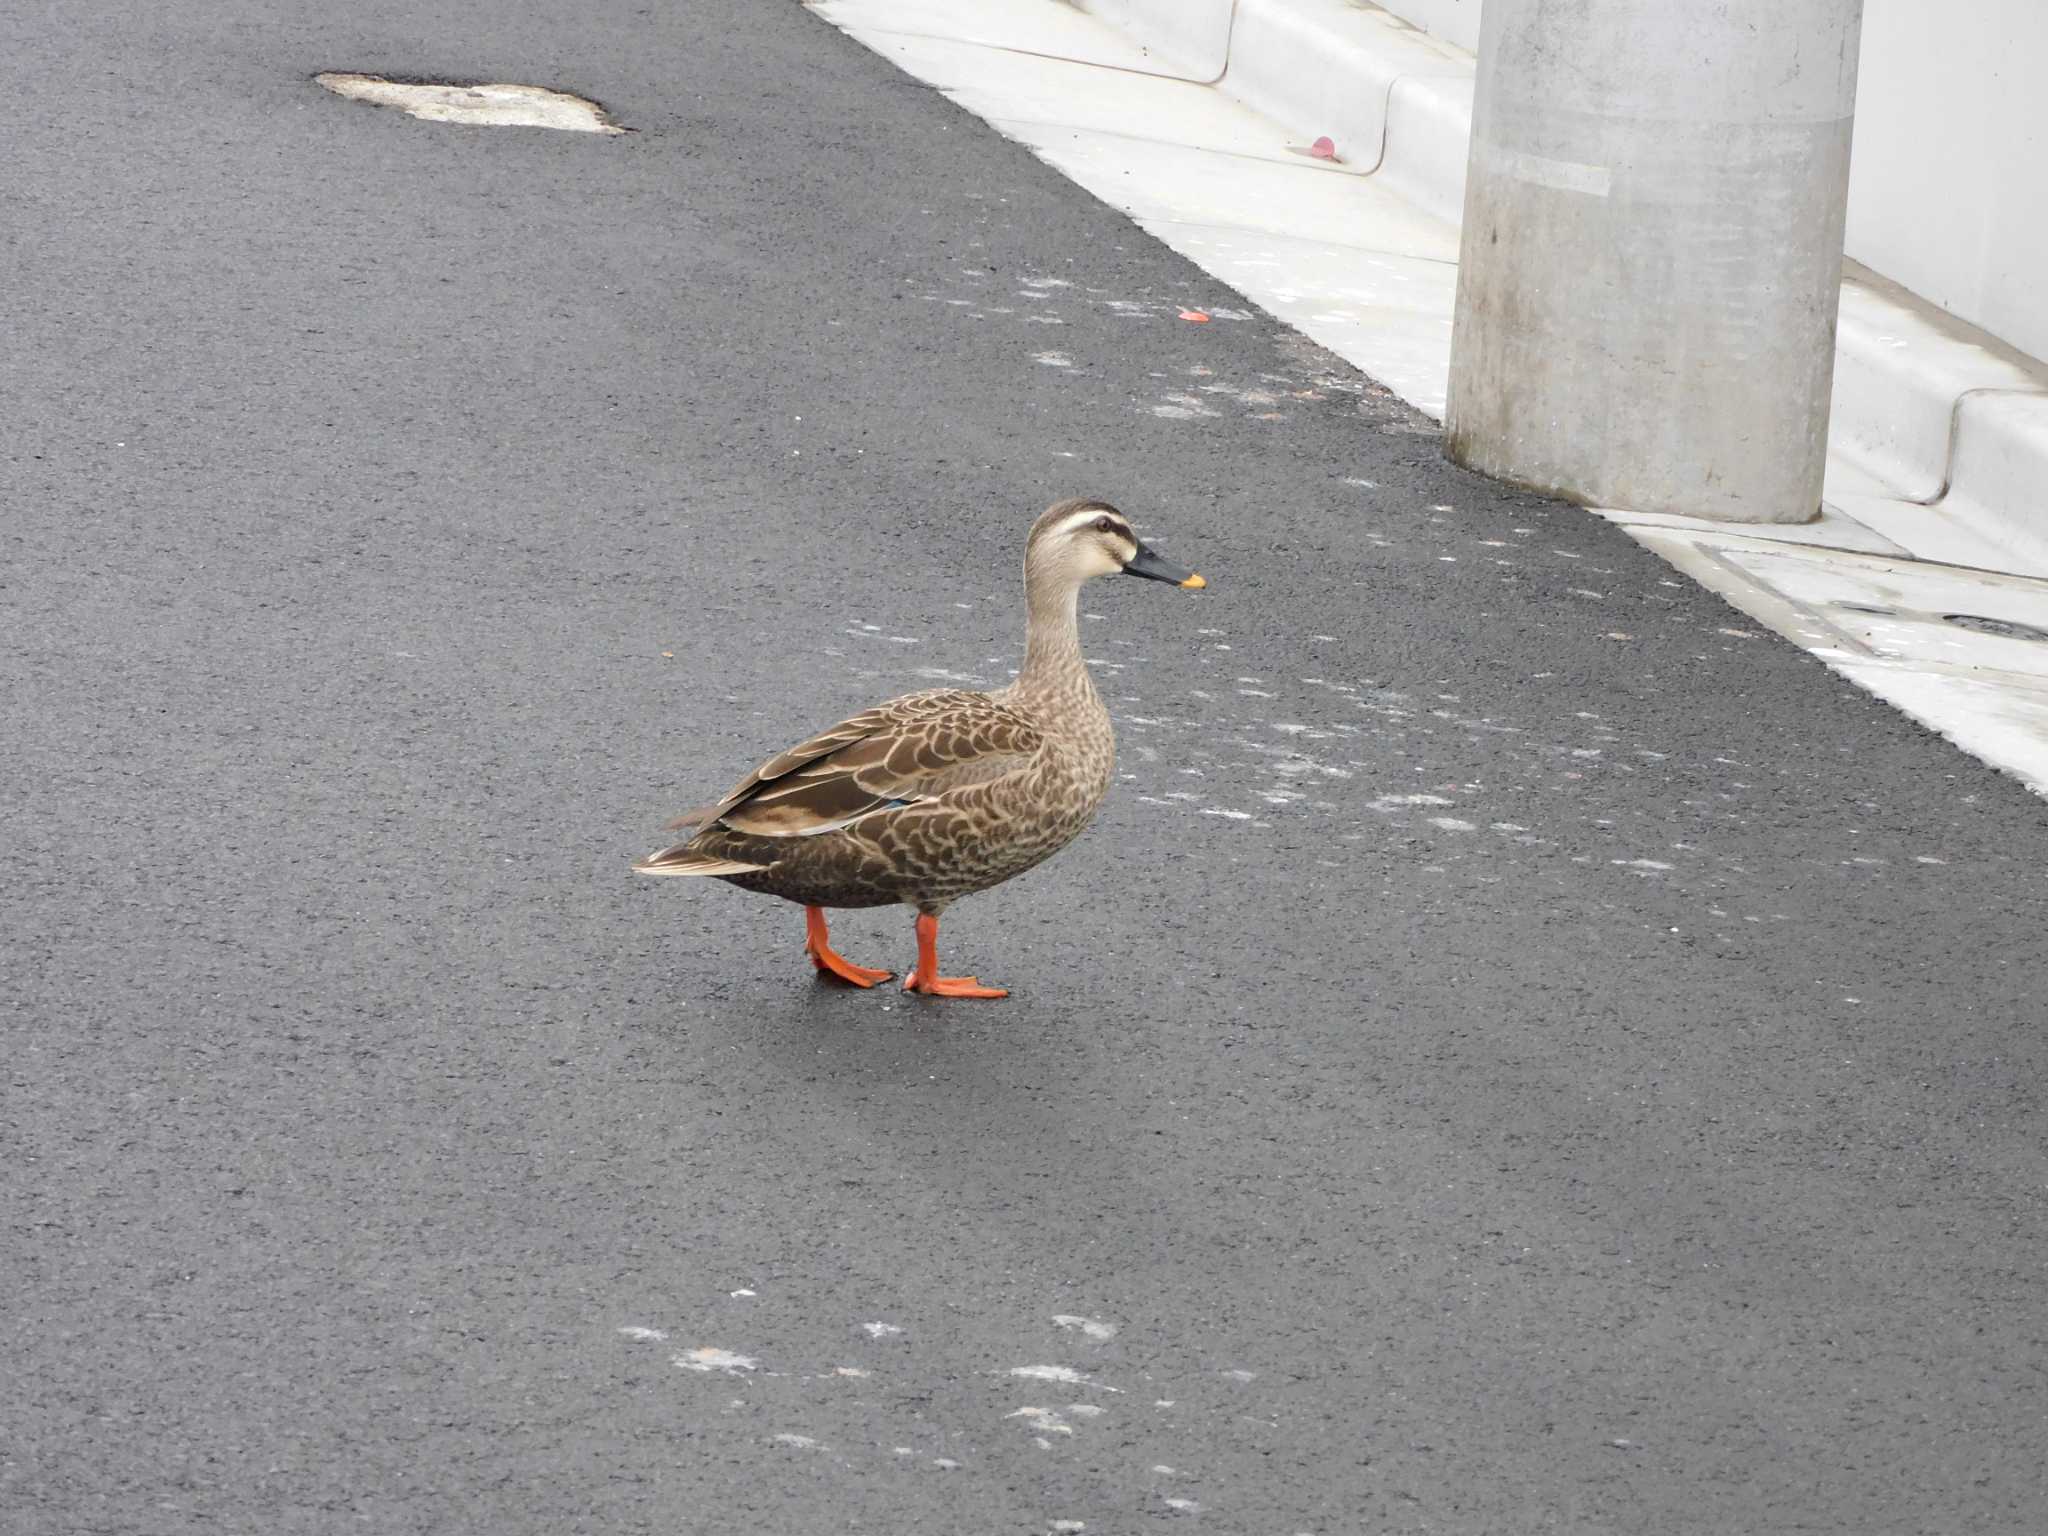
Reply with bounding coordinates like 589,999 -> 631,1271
632,843 -> 771,878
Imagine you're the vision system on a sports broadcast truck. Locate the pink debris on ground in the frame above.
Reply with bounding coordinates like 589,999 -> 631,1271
1309,135 -> 1337,159
1178,309 -> 1211,323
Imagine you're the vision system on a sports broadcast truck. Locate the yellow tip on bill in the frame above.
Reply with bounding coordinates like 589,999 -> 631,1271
1180,572 -> 1208,590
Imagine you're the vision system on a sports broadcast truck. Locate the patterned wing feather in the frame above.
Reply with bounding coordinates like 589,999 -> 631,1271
708,690 -> 1041,838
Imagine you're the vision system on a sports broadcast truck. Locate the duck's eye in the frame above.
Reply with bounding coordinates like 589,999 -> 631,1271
1095,516 -> 1114,534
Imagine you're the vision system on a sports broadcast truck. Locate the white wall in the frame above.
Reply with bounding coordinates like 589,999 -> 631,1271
1376,0 -> 2048,364
1844,1 -> 2048,364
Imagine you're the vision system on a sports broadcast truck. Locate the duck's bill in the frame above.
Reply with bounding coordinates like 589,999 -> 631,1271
1123,543 -> 1207,590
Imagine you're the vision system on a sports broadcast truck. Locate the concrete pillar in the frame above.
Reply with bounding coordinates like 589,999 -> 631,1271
1445,0 -> 1864,523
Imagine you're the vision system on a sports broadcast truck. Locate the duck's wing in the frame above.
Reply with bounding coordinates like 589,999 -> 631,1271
703,689 -> 1043,838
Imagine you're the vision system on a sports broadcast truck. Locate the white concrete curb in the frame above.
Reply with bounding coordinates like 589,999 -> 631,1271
1946,392 -> 2048,576
1077,0 -> 2048,565
1228,0 -> 1470,224
1079,0 -> 1473,225
1831,271 -> 2048,575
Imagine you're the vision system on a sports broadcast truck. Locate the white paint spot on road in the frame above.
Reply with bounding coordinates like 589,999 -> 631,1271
1053,1314 -> 1117,1340
617,1326 -> 667,1341
1370,793 -> 1454,811
771,1433 -> 820,1449
1011,1364 -> 1121,1392
1428,817 -> 1477,832
914,666 -> 990,684
864,1322 -> 903,1338
316,73 -> 626,133
1011,1365 -> 1085,1385
1008,1406 -> 1075,1436
676,1347 -> 758,1374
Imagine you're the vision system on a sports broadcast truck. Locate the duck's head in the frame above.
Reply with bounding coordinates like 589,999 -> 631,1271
1026,497 -> 1207,592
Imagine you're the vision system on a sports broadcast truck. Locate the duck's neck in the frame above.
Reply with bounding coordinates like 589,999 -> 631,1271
1009,572 -> 1100,718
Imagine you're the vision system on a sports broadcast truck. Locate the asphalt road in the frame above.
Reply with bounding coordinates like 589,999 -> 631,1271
5,3 -> 2046,1532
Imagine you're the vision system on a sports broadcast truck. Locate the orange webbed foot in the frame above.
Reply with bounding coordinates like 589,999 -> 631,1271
810,946 -> 895,988
804,907 -> 894,988
902,973 -> 1009,1000
900,913 -> 1007,998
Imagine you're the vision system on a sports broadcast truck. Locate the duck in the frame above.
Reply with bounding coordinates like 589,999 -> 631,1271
634,497 -> 1206,998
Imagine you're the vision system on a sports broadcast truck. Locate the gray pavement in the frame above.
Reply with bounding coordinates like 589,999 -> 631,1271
5,3 -> 2046,1532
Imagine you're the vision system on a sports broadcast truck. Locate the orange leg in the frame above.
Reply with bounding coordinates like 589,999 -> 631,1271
804,906 -> 893,987
901,912 -> 1008,999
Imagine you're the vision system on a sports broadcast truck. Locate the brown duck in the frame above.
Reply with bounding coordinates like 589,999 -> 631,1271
634,498 -> 1206,998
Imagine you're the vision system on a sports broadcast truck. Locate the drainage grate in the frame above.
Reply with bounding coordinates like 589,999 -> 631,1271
1941,613 -> 2048,644
315,73 -> 626,134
